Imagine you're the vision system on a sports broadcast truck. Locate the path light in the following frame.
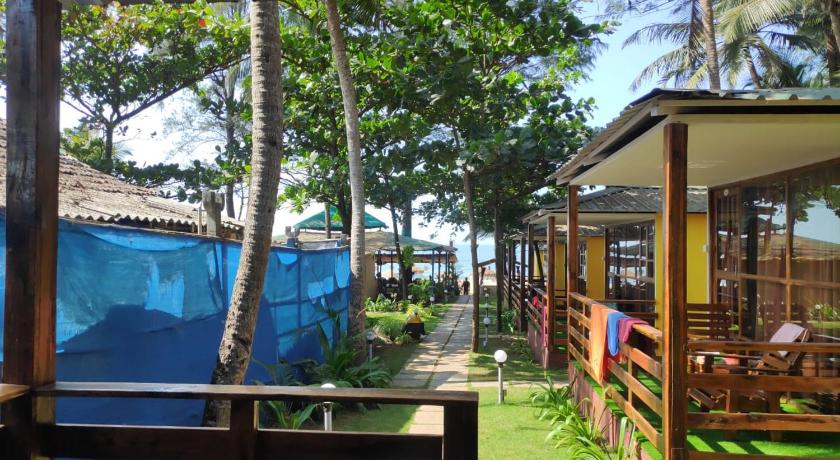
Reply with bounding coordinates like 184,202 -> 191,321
430,295 -> 435,304
494,350 -> 508,404
366,329 -> 375,362
408,294 -> 414,303
483,315 -> 491,349
321,383 -> 336,431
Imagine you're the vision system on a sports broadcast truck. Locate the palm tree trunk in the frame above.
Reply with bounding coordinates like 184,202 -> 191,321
463,168 -> 480,352
826,16 -> 840,86
828,0 -> 840,66
700,0 -> 721,90
746,52 -> 762,89
203,0 -> 283,427
325,0 -> 366,341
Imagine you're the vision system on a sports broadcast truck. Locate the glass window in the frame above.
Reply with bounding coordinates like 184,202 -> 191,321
742,279 -> 786,340
741,181 -> 787,278
791,166 -> 840,283
714,188 -> 739,273
606,221 -> 655,301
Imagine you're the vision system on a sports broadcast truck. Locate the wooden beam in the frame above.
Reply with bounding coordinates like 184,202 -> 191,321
519,236 -> 527,332
443,402 -> 478,459
686,412 -> 840,432
566,185 -> 579,364
527,224 -> 535,284
546,216 -> 557,353
3,1 -> 62,459
662,122 -> 689,460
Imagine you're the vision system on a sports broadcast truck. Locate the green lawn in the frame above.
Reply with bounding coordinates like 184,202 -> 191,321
333,404 -> 417,433
475,386 -> 563,460
469,335 -> 565,383
366,303 -> 451,375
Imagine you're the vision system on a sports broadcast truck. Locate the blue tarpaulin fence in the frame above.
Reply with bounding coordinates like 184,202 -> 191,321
0,215 -> 349,426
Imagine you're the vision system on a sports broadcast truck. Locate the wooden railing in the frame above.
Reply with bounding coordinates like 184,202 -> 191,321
568,292 -> 665,452
0,382 -> 478,460
568,293 -> 840,458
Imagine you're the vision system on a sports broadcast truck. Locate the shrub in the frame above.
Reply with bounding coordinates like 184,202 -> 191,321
365,294 -> 400,312
501,309 -> 516,334
308,318 -> 393,389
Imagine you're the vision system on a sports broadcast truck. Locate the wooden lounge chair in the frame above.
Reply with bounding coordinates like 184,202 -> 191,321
688,322 -> 811,442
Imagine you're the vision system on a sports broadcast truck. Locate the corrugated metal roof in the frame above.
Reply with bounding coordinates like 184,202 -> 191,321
0,120 -> 244,232
552,87 -> 840,184
548,186 -> 706,213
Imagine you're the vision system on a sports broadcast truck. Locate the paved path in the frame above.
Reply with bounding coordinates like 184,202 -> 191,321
392,296 -> 473,435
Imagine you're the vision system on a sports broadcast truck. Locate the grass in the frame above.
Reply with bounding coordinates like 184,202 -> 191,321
366,303 -> 451,375
474,386 -> 564,460
332,404 -> 417,433
468,335 -> 565,383
331,302 -> 451,432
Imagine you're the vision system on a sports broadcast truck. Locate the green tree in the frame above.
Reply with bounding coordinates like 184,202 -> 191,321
61,1 -> 249,169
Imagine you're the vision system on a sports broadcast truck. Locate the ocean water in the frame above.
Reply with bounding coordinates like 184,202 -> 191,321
452,243 -> 496,278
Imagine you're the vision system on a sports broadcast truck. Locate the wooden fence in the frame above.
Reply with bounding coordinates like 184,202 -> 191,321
567,292 -> 840,459
0,382 -> 478,460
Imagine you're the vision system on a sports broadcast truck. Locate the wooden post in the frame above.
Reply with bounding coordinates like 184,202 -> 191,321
546,216 -> 557,357
527,224 -> 535,284
518,236 -> 527,332
662,122 -> 689,460
507,243 -> 515,310
2,1 -> 62,459
566,185 -> 579,364
230,400 -> 257,460
443,403 -> 478,460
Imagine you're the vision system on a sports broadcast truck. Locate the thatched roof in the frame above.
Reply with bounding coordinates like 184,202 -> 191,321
0,120 -> 244,235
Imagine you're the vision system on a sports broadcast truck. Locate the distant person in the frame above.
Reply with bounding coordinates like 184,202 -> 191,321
462,278 -> 470,295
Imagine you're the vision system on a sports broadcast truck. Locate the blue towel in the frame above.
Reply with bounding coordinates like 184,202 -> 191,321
607,311 -> 630,357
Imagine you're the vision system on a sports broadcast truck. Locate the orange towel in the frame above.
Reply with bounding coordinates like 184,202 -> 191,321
589,303 -> 617,384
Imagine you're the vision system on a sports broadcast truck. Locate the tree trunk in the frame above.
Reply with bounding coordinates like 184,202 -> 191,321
493,204 -> 504,333
401,202 -> 413,237
828,0 -> 840,75
700,0 -> 721,90
463,168 -> 480,352
325,0 -> 366,341
325,202 -> 333,239
826,22 -> 840,86
203,0 -> 283,427
225,183 -> 236,219
746,52 -> 762,89
104,124 -> 115,171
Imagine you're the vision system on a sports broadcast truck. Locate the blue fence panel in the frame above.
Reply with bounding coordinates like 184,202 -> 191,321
0,215 -> 349,426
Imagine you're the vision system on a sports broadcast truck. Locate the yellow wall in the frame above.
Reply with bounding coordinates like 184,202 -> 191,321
556,242 -> 566,291
585,236 -> 606,299
654,213 -> 709,319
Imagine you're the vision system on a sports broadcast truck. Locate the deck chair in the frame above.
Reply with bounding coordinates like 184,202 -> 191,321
688,322 -> 811,442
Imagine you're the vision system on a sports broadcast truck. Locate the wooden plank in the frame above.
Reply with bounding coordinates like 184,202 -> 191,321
662,122 -> 689,460
527,224 -> 535,284
686,412 -> 840,432
566,184 -> 580,365
257,430 -> 442,460
686,341 -> 840,353
568,327 -> 589,349
620,343 -> 663,380
42,424 -> 232,459
37,382 -> 479,406
686,374 -> 840,393
3,2 -> 62,459
608,361 -> 663,415
568,308 -> 590,328
605,386 -> 663,452
0,384 -> 29,404
443,400 -> 478,460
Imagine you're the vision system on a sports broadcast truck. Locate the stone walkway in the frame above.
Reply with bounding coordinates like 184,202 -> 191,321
392,296 -> 473,435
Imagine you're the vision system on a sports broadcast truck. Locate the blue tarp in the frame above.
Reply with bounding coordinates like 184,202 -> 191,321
0,215 -> 349,426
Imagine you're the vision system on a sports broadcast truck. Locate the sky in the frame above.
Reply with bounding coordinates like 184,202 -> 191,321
31,2 -> 676,246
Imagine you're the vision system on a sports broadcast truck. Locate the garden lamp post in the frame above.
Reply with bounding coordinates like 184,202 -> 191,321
321,383 -> 336,431
483,291 -> 490,321
366,329 -> 375,362
483,315 -> 491,348
494,350 -> 507,404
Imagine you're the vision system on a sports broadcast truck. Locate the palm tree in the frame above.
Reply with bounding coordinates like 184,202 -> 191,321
204,0 -> 284,427
702,0 -> 723,88
324,0 -> 367,341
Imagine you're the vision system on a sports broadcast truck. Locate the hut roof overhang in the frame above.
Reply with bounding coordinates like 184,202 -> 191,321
551,88 -> 840,187
521,186 -> 707,227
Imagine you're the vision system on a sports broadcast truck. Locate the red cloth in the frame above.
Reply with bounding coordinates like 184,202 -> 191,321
589,303 -> 616,384
613,317 -> 648,364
